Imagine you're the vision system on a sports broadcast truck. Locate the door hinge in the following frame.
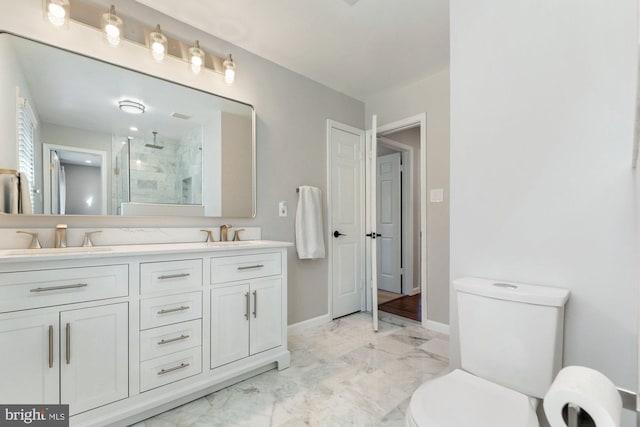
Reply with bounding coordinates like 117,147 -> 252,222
50,162 -> 54,171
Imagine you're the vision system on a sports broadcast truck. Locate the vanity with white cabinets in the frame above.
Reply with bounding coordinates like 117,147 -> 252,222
0,241 -> 291,426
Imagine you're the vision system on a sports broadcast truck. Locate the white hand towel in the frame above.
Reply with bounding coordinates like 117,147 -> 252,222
295,186 -> 325,259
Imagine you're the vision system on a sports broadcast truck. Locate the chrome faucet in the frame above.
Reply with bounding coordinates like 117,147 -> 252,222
220,224 -> 232,242
232,228 -> 245,241
16,231 -> 42,249
55,224 -> 67,248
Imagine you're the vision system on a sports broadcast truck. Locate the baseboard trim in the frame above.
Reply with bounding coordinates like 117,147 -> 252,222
287,313 -> 331,334
408,287 -> 421,296
424,320 -> 450,335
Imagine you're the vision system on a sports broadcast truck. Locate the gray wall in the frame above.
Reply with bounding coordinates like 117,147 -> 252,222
365,69 -> 451,325
450,2 -> 638,425
1,0 -> 365,325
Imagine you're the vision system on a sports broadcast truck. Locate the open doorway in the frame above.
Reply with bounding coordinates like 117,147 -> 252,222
375,127 -> 421,322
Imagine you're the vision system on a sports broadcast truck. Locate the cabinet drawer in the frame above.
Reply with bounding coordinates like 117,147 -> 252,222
140,319 -> 202,361
0,265 -> 128,312
140,259 -> 202,295
140,347 -> 202,392
140,292 -> 202,330
210,252 -> 281,284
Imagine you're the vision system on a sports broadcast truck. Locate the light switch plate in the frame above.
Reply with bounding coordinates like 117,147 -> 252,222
279,201 -> 288,217
430,188 -> 444,203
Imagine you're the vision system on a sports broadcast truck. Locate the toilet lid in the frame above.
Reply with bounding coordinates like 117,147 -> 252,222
408,369 -> 539,427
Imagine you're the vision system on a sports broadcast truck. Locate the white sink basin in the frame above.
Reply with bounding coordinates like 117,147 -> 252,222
0,246 -> 113,256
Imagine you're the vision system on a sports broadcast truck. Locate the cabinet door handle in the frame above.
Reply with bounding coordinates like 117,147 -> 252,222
244,292 -> 250,320
158,334 -> 190,345
157,273 -> 190,280
30,283 -> 88,293
157,306 -> 190,315
48,325 -> 53,368
158,362 -> 190,375
253,290 -> 257,318
65,323 -> 70,365
237,264 -> 264,271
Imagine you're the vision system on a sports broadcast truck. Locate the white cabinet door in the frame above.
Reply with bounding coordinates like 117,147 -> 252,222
210,284 -> 250,369
0,313 -> 59,404
249,278 -> 282,355
60,303 -> 128,415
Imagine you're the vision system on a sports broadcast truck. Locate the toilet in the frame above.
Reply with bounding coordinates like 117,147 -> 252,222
406,277 -> 570,427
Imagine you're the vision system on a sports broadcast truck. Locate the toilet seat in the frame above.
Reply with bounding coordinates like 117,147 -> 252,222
406,369 -> 539,427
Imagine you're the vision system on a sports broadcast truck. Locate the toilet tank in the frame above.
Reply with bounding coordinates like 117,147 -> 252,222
455,277 -> 569,399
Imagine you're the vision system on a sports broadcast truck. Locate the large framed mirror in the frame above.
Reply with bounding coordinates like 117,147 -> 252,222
0,32 -> 255,217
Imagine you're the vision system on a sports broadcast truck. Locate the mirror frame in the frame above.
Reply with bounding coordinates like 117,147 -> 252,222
2,31 -> 257,219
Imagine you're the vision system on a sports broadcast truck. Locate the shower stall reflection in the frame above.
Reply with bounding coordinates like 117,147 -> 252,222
112,129 -> 203,215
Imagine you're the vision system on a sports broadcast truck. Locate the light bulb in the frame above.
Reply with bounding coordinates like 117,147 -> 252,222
224,68 -> 235,85
149,25 -> 167,62
101,5 -> 123,47
188,41 -> 205,74
46,0 -> 69,28
48,2 -> 65,18
223,54 -> 236,86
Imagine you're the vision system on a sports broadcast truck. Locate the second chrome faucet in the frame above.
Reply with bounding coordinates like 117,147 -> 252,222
220,224 -> 232,242
55,224 -> 67,248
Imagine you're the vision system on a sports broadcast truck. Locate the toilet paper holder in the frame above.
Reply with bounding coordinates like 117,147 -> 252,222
567,403 -> 580,427
564,402 -> 595,427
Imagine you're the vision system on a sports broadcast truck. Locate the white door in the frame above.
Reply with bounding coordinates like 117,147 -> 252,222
376,153 -> 402,293
0,313 -> 59,404
328,121 -> 365,319
250,278 -> 282,354
210,284 -> 250,368
60,303 -> 128,415
366,115 -> 379,331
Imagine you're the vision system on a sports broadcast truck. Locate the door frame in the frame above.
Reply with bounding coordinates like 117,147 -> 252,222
376,113 -> 427,326
377,136 -> 415,296
326,113 -> 426,326
326,120 -> 366,320
42,143 -> 108,215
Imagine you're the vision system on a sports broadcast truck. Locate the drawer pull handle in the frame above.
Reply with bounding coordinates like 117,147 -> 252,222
237,264 -> 264,271
65,323 -> 71,365
244,292 -> 250,320
30,283 -> 88,293
158,362 -> 190,375
157,306 -> 190,315
48,325 -> 54,368
253,290 -> 257,318
158,334 -> 190,345
157,273 -> 191,280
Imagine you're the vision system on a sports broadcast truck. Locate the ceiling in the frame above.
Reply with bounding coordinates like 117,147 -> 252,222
134,0 -> 450,100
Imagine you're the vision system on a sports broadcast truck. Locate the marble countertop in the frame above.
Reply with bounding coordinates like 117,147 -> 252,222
0,240 -> 293,264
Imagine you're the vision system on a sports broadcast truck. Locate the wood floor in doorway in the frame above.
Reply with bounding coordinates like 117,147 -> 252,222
379,293 -> 421,322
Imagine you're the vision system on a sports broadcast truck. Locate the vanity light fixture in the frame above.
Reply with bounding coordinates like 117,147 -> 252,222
44,0 -> 70,28
223,54 -> 236,86
149,24 -> 168,62
118,100 -> 145,114
101,4 -> 123,47
188,40 -> 205,74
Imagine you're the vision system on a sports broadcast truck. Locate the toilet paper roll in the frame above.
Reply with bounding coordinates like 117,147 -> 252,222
543,366 -> 622,427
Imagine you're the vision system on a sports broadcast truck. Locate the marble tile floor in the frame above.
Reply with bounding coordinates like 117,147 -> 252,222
132,312 -> 450,427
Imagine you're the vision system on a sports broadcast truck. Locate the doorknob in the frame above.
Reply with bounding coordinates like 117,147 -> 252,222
333,230 -> 346,238
365,232 -> 382,239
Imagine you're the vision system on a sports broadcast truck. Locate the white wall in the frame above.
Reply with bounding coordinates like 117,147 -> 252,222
450,1 -> 639,420
365,69 -> 451,324
0,0 -> 364,325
